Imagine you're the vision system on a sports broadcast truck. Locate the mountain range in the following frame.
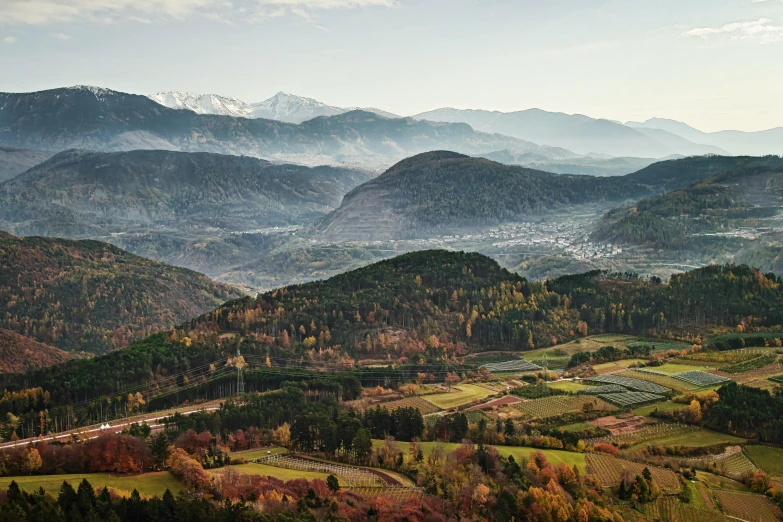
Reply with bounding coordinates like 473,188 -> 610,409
149,91 -> 399,122
149,89 -> 783,160
0,149 -> 371,279
0,146 -> 55,182
0,86 -> 570,169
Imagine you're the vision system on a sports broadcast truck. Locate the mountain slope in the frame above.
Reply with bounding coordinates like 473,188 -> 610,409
593,163 -> 783,251
0,86 -> 586,168
628,118 -> 783,156
0,149 -> 371,235
0,329 -> 72,373
413,107 -> 727,158
315,151 -> 667,241
148,91 -> 253,118
0,231 -> 244,353
0,146 -> 55,182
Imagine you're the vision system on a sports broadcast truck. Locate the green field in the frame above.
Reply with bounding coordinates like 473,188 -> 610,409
627,427 -> 744,450
546,380 -> 587,393
422,384 -> 494,409
745,445 -> 783,476
648,363 -> 706,374
232,447 -> 287,461
592,359 -> 647,373
0,472 -> 183,497
374,440 -> 586,471
210,463 -> 335,483
632,400 -> 688,416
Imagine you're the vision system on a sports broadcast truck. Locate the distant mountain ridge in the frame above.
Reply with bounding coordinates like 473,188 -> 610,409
412,107 -> 729,158
627,117 -> 783,156
149,90 -> 399,122
0,146 -> 55,182
0,329 -> 72,373
0,86 -> 569,169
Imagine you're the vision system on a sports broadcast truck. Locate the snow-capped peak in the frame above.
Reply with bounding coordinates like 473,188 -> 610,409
148,91 -> 254,118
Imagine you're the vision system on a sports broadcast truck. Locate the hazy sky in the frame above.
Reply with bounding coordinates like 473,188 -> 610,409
1,0 -> 782,132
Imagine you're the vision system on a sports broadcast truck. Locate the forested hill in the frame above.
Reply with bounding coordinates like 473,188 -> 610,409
10,250 -> 783,418
592,163 -> 783,248
0,232 -> 244,353
0,148 -> 371,237
624,155 -> 783,188
0,329 -> 72,373
316,152 -> 657,240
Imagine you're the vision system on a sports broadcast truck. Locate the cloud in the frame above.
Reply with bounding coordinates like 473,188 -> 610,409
50,32 -> 71,40
0,0 -> 395,25
682,17 -> 783,42
2,35 -> 17,43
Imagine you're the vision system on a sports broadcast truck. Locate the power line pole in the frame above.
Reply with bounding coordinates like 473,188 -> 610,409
237,346 -> 245,395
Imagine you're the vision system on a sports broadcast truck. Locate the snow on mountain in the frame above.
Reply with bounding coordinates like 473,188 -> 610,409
148,91 -> 399,123
148,92 -> 254,118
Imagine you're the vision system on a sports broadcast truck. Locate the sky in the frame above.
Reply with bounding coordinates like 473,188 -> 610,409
0,0 -> 782,132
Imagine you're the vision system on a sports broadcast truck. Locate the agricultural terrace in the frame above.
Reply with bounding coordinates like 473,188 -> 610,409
713,490 -> 783,521
585,454 -> 680,492
625,427 -> 745,450
586,374 -> 670,393
514,395 -> 613,419
0,472 -> 183,497
672,371 -> 731,387
422,384 -> 494,410
719,354 -> 780,374
744,445 -> 783,477
373,440 -> 587,471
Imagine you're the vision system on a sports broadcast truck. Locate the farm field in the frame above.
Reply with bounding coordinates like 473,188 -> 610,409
515,395 -> 613,419
626,427 -> 745,450
624,370 -> 697,392
585,454 -> 680,492
632,401 -> 688,416
586,374 -> 670,393
643,497 -> 729,522
586,422 -> 698,447
373,440 -> 587,471
591,359 -> 647,374
716,452 -> 757,477
465,395 -> 521,411
598,391 -> 665,407
714,490 -> 783,521
720,354 -> 780,374
647,362 -> 709,374
0,471 -> 183,497
744,445 -> 783,476
422,384 -> 494,410
212,463 -> 335,483
546,380 -> 588,393
371,396 -> 441,414
232,447 -> 287,460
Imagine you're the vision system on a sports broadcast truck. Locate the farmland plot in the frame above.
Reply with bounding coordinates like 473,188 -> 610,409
671,371 -> 731,387
422,384 -> 494,410
586,422 -> 698,447
368,397 -> 441,414
585,454 -> 680,492
598,392 -> 665,407
744,445 -> 783,477
629,369 -> 698,391
515,396 -> 613,419
577,385 -> 628,394
480,359 -> 541,372
714,490 -> 782,521
644,497 -> 730,522
586,374 -> 670,393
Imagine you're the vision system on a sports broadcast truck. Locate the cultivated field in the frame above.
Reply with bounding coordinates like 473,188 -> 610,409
585,453 -> 680,492
0,471 -> 183,497
211,463 -> 334,483
598,391 -> 665,407
369,396 -> 441,414
744,445 -> 783,477
586,374 -> 670,393
591,359 -> 648,375
586,422 -> 699,447
644,497 -> 730,522
422,384 -> 494,409
547,380 -> 590,393
627,369 -> 699,392
714,490 -> 783,521
626,428 -> 744,450
465,395 -> 522,411
514,395 -> 613,419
